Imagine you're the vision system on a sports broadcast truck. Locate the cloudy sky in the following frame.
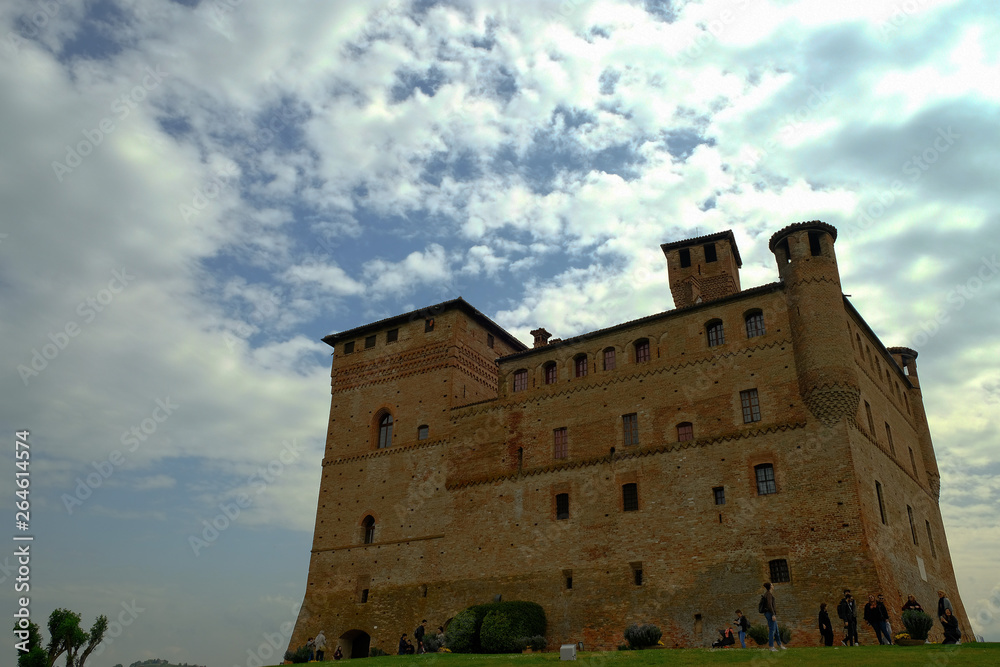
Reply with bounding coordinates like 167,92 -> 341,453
1,0 -> 998,664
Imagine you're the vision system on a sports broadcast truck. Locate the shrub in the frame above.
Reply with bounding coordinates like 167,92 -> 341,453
903,610 -> 934,641
282,645 -> 311,664
450,600 -> 547,653
624,623 -> 662,648
444,609 -> 478,653
747,624 -> 791,645
369,646 -> 388,657
481,611 -> 518,653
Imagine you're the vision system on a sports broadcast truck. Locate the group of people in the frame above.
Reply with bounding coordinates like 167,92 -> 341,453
304,631 -> 343,661
713,583 -> 787,651
398,619 -> 446,655
821,588 -> 961,646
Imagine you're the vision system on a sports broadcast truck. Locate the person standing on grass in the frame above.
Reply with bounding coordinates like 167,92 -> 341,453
762,582 -> 786,651
315,630 -> 327,661
838,589 -> 858,646
818,603 -> 834,646
734,609 -> 750,648
876,594 -> 893,645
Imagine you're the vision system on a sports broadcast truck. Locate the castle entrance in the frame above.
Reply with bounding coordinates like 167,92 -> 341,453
338,629 -> 371,659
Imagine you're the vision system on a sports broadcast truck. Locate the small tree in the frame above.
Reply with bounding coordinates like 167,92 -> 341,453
624,623 -> 662,648
12,609 -> 107,667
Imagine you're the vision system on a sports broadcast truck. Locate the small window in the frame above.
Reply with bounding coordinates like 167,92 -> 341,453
677,422 -> 693,442
707,320 -> 725,347
679,248 -> 691,268
417,425 -> 429,441
365,334 -> 376,349
704,242 -> 717,262
360,588 -> 369,603
634,339 -> 650,363
745,311 -> 765,338
925,520 -> 937,558
769,559 -> 790,583
386,328 -> 398,343
908,447 -> 918,476
713,486 -> 726,505
487,333 -> 494,349
808,231 -> 822,256
574,354 -> 588,378
544,362 -> 557,385
622,483 -> 639,512
425,318 -> 434,332
865,401 -> 875,434
755,463 -> 776,495
553,428 -> 568,459
875,481 -> 886,525
378,413 -> 393,449
603,347 -> 616,371
907,505 -> 918,545
556,493 -> 569,520
363,515 -> 375,544
885,423 -> 895,456
622,413 -> 639,446
513,369 -> 528,392
565,573 -> 573,590
343,341 -> 355,354
740,389 -> 761,423
632,565 -> 644,586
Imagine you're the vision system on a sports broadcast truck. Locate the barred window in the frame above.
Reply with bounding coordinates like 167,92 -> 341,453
553,428 -> 568,459
745,311 -> 766,338
386,328 -> 398,343
677,422 -> 693,442
603,347 -> 616,371
544,362 -> 557,385
741,389 -> 761,423
755,463 -> 776,495
622,413 -> 639,446
622,483 -> 639,512
707,320 -> 725,347
769,559 -> 790,583
713,486 -> 726,505
513,369 -> 528,392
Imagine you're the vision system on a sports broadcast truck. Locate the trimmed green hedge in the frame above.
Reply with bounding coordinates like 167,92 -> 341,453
624,623 -> 662,648
444,609 -> 478,653
446,601 -> 547,653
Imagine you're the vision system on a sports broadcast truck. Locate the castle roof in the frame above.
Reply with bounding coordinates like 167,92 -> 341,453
321,297 -> 528,352
768,220 -> 838,251
660,229 -> 742,267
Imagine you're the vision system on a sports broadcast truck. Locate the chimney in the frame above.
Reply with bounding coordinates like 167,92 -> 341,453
530,328 -> 552,348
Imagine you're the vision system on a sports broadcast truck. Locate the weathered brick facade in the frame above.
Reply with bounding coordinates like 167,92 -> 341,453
290,222 -> 970,657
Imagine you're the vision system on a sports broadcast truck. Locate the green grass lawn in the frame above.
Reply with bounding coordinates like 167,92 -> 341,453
274,642 -> 998,666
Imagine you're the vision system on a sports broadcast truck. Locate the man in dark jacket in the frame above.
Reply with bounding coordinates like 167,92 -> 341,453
837,589 -> 858,646
876,595 -> 893,644
414,619 -> 427,654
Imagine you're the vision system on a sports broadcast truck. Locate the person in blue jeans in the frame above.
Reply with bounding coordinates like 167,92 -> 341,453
763,582 -> 787,651
734,610 -> 750,648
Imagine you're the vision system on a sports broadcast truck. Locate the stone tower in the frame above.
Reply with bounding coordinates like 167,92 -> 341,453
662,230 -> 742,308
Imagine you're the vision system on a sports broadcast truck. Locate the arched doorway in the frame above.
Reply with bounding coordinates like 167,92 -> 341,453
338,629 -> 371,659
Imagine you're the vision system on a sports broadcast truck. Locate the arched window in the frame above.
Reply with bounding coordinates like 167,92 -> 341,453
676,422 -> 694,442
706,319 -> 725,347
603,347 -> 616,371
377,413 -> 393,449
513,369 -> 528,392
417,424 -> 429,440
744,310 -> 765,338
634,339 -> 650,363
544,362 -> 557,385
362,515 -> 375,544
574,354 -> 588,378
856,334 -> 862,356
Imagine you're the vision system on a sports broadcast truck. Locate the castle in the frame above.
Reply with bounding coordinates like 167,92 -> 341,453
290,221 -> 970,657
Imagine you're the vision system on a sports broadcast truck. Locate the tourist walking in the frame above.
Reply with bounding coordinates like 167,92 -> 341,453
761,582 -> 786,651
837,589 -> 858,646
734,610 -> 750,648
818,603 -> 834,646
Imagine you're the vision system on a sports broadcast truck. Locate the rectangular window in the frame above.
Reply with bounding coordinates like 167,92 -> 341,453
487,333 -> 494,348
755,464 -> 776,495
604,348 -> 616,370
635,340 -> 650,363
745,312 -> 766,338
622,483 -> 638,512
925,520 -> 937,558
622,413 -> 639,446
556,493 -> 569,520
632,566 -> 644,586
386,328 -> 398,343
713,486 -> 726,505
545,363 -> 557,384
876,481 -> 886,525
365,334 -> 376,349
704,242 -> 718,263
769,559 -> 790,583
707,322 -> 725,347
885,423 -> 895,456
553,428 -> 568,459
907,505 -> 919,545
808,231 -> 823,256
563,569 -> 573,590
741,389 -> 761,423
360,588 -> 369,603
417,425 -> 429,441
424,318 -> 434,332
513,370 -> 527,392
679,248 -> 691,268
865,401 -> 875,434
575,356 -> 588,377
909,447 -> 918,476
677,422 -> 693,442
343,341 -> 355,354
